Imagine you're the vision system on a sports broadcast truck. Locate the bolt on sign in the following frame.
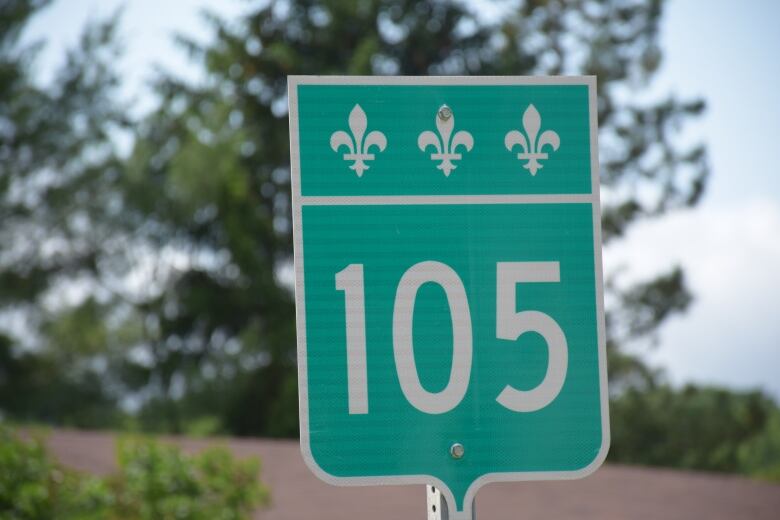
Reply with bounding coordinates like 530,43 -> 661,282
288,76 -> 609,519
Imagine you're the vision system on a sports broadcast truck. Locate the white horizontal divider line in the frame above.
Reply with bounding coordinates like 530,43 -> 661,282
299,194 -> 596,206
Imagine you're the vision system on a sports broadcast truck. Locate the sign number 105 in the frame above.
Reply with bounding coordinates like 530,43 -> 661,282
335,261 -> 568,416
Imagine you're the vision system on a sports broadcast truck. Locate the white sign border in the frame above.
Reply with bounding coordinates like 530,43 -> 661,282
288,75 -> 609,520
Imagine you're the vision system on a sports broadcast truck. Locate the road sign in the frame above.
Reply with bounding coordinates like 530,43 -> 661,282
288,76 -> 609,519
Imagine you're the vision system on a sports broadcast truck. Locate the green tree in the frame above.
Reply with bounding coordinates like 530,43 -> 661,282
116,0 -> 706,435
7,0 -> 780,481
0,0 -> 128,427
610,385 -> 777,473
2,0 -> 708,438
738,406 -> 780,481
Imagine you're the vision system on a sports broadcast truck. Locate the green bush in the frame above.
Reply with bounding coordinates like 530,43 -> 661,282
0,426 -> 108,519
0,426 -> 269,519
0,425 -> 57,518
112,437 -> 268,519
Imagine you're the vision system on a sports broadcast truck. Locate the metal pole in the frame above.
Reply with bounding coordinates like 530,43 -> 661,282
427,485 -> 475,519
427,485 -> 449,520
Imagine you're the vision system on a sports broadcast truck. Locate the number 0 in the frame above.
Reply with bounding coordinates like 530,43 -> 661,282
393,261 -> 473,414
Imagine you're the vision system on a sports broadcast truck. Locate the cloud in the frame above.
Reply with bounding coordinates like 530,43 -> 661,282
605,198 -> 780,399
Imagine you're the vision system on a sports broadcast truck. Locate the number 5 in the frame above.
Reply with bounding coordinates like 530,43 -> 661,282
496,262 -> 568,412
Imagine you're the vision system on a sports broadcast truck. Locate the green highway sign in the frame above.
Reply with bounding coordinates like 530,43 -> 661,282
288,76 -> 609,518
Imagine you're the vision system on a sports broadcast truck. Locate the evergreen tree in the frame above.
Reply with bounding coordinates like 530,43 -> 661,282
119,0 -> 707,435
0,0 -> 127,427
6,0 -> 780,478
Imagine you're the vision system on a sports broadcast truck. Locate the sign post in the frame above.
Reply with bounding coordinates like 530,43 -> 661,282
289,76 -> 609,519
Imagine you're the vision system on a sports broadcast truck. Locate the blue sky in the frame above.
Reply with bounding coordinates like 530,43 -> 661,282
25,0 -> 780,399
607,0 -> 780,398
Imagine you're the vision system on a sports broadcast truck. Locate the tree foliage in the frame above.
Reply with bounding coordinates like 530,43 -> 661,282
104,0 -> 709,436
0,0 -> 713,431
610,385 -> 779,475
5,0 -> 780,480
0,0 -> 128,427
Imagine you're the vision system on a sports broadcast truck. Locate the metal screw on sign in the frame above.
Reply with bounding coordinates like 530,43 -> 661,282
438,105 -> 453,121
450,443 -> 465,459
420,105 -> 473,176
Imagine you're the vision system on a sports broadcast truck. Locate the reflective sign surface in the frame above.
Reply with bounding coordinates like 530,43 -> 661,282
289,76 -> 609,519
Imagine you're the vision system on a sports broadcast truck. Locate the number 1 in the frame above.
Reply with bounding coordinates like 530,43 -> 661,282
335,264 -> 369,414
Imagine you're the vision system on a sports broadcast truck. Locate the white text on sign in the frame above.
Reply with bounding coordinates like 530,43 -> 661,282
335,261 -> 569,415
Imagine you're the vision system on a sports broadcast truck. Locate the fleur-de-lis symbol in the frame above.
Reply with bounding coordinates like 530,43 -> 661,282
504,104 -> 560,176
418,106 -> 474,176
330,104 -> 387,177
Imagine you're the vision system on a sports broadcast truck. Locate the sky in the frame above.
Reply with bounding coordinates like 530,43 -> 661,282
606,0 -> 780,398
24,0 -> 780,399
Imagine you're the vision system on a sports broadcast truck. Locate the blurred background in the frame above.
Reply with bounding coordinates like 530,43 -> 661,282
1,0 -> 779,517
